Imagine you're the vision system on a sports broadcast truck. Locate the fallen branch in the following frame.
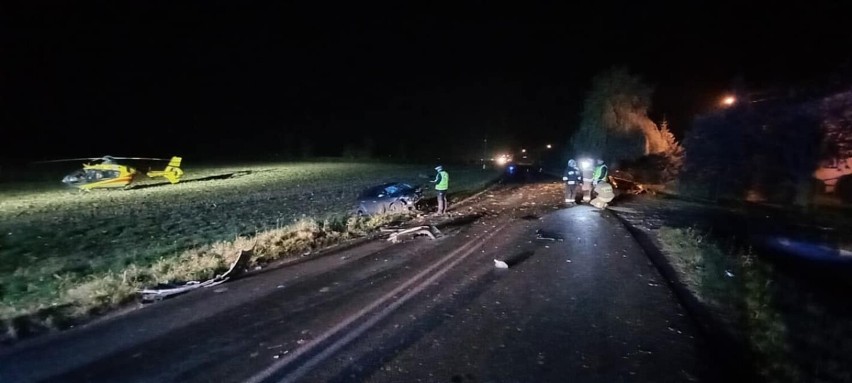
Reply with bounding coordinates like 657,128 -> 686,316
385,225 -> 439,243
139,245 -> 254,302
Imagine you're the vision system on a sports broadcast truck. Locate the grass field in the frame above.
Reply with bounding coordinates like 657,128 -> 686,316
0,162 -> 499,331
658,227 -> 852,382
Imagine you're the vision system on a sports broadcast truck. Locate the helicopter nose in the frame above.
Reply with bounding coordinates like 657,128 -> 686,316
62,173 -> 83,185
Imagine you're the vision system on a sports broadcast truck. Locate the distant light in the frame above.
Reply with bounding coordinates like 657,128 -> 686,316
580,158 -> 593,171
546,144 -> 552,149
496,156 -> 508,165
521,149 -> 526,153
722,95 -> 736,106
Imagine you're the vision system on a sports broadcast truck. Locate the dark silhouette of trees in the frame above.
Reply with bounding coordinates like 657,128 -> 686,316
571,67 -> 668,163
680,99 -> 824,206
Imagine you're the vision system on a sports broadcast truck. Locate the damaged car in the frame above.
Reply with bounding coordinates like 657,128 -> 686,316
355,182 -> 423,216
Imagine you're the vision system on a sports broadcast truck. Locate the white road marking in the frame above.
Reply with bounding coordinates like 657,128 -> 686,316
245,221 -> 511,383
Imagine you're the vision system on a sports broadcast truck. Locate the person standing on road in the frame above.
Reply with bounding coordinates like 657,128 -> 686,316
431,165 -> 450,214
562,159 -> 582,205
591,159 -> 608,197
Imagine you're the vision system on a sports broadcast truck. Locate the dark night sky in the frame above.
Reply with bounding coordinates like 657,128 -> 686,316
2,1 -> 851,162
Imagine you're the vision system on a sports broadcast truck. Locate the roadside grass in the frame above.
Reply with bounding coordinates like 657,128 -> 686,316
657,227 -> 852,383
0,162 -> 500,340
65,213 -> 400,316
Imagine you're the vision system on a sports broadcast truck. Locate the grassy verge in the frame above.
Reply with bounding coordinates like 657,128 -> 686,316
2,212 -> 403,341
658,227 -> 852,382
0,162 -> 500,341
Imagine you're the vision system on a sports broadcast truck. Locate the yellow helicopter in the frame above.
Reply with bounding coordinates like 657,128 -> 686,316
40,155 -> 184,190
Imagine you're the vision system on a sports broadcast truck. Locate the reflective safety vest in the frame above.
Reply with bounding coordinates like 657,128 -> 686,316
436,171 -> 449,191
593,164 -> 608,181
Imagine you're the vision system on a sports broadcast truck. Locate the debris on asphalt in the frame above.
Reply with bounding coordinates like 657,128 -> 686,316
494,259 -> 509,269
535,229 -> 563,242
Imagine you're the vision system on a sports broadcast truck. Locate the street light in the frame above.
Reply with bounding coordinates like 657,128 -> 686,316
721,95 -> 736,107
521,149 -> 526,153
546,144 -> 552,149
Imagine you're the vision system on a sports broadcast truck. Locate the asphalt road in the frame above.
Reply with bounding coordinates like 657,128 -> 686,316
0,172 -> 718,382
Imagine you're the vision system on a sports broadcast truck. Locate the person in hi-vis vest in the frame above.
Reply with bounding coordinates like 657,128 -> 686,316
431,165 -> 449,214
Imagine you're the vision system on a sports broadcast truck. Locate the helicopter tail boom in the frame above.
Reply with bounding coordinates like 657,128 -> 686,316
146,156 -> 184,184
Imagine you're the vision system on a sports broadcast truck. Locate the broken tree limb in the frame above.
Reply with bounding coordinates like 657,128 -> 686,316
139,246 -> 255,302
385,225 -> 439,243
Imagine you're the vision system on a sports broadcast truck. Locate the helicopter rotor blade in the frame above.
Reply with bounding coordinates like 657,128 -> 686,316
33,158 -> 103,164
106,157 -> 171,161
34,156 -> 172,164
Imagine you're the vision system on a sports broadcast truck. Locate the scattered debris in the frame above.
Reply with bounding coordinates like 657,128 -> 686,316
607,206 -> 640,214
139,246 -> 254,302
494,259 -> 509,269
496,250 -> 536,268
535,229 -> 563,242
385,225 -> 441,243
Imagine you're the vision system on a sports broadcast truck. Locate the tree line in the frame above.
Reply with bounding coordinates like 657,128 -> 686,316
571,67 -> 850,206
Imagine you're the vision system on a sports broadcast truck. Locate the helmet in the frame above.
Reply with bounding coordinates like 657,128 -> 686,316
435,165 -> 443,171
568,159 -> 577,167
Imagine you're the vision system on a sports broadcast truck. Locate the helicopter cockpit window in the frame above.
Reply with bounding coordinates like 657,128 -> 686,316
84,170 -> 119,181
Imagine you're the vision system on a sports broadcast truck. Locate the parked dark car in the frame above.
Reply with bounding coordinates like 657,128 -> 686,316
355,182 -> 423,215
